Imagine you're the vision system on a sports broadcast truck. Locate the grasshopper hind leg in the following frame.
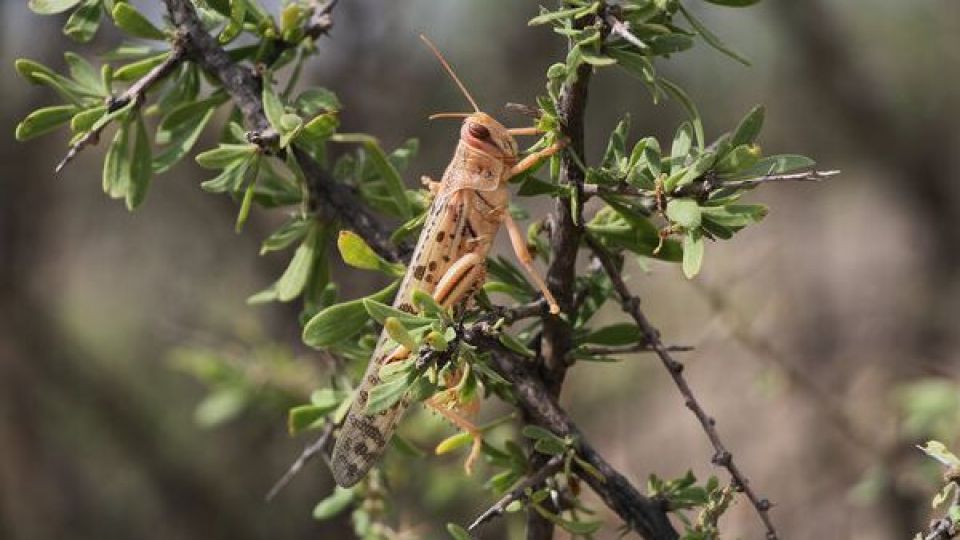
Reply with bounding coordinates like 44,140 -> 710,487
331,253 -> 488,487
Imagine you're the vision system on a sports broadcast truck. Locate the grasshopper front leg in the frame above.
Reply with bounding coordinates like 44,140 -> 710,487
507,140 -> 565,178
503,213 -> 561,314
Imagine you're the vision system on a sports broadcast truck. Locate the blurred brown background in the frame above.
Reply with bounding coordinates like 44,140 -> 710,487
2,1 -> 959,539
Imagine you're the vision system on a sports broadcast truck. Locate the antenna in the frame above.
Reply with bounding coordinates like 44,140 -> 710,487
428,112 -> 473,120
419,34 -> 480,113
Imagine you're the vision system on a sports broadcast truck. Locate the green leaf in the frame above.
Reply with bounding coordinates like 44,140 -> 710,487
581,51 -> 616,66
435,432 -> 474,455
311,388 -> 349,409
64,53 -> 101,96
682,231 -> 705,279
446,523 -> 473,540
583,323 -> 642,346
522,425 -> 560,442
918,440 -> 960,468
70,105 -> 106,133
278,113 -> 303,148
153,105 -> 217,173
111,3 -> 166,40
517,176 -> 567,197
385,317 -> 417,351
156,96 -> 225,143
275,225 -> 317,302
287,404 -> 327,435
126,115 -> 152,210
933,482 -> 958,509
312,486 -> 354,520
602,115 -> 631,171
103,121 -> 131,198
28,0 -> 81,14
200,157 -> 252,193
733,154 -> 816,178
298,113 -> 338,145
262,81 -> 286,134
666,198 -> 701,228
235,175 -> 258,233
15,105 -> 77,141
63,0 -> 102,43
301,281 -> 399,347
659,78 -> 705,151
195,143 -> 257,169
411,289 -> 445,318
700,204 -> 767,227
528,5 -> 588,26
331,134 -> 413,219
730,105 -> 765,148
498,332 -> 534,358
362,299 -> 432,328
713,144 -> 760,174
365,374 -> 411,415
296,88 -> 342,115
260,215 -> 310,255
219,0 -> 246,43
670,122 -> 693,173
674,151 -> 716,190
113,53 -> 168,82
15,59 -> 57,85
337,230 -> 404,277
678,4 -> 750,66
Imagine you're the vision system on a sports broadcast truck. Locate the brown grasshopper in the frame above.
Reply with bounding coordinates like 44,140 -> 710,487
330,36 -> 564,488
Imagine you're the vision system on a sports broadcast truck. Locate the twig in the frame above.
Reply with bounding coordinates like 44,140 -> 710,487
265,422 -> 335,502
719,169 -> 840,189
463,325 -> 678,539
163,0 -> 407,262
305,0 -> 339,39
575,343 -> 694,357
603,12 -> 649,52
55,42 -> 186,173
468,454 -> 565,532
926,519 -> 957,540
583,169 -> 839,203
585,234 -> 779,540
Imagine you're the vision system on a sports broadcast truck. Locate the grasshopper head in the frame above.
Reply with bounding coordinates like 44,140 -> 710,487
461,112 -> 518,161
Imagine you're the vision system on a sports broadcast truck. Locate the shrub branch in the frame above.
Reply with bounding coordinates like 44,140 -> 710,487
162,0 -> 406,262
586,234 -> 779,539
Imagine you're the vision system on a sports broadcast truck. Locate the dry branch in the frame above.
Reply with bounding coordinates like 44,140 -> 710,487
586,234 -> 779,539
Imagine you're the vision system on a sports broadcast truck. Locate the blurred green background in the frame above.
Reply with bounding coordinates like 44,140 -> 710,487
2,1 -> 959,539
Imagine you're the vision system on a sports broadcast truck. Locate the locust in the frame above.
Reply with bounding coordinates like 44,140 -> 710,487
330,36 -> 564,488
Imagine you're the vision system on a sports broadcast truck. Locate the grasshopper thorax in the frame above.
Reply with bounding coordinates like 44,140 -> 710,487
460,112 -> 519,162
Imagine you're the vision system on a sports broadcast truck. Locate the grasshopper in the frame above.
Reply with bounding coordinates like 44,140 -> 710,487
330,36 -> 564,488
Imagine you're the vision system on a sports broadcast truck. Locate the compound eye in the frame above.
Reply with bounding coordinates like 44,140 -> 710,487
468,123 -> 490,140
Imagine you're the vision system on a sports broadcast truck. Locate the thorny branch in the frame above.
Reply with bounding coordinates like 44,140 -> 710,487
574,343 -> 694,358
55,42 -> 186,173
162,0 -> 406,262
463,326 -> 679,539
585,234 -> 779,539
468,454 -> 565,532
531,5 -> 600,536
264,422 -> 335,502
